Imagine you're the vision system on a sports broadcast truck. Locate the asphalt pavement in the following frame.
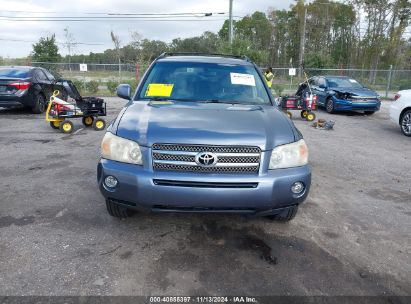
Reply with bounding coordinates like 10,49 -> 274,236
0,99 -> 410,296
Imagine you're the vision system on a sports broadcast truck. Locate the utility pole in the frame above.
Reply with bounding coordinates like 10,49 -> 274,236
64,27 -> 75,73
229,0 -> 234,44
298,7 -> 307,77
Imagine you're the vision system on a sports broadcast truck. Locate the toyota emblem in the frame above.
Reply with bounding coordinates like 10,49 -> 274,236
195,152 -> 218,167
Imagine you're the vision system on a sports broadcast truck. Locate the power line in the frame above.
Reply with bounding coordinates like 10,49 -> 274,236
0,11 -> 237,22
0,14 -> 226,19
0,10 -> 228,15
106,12 -> 227,16
0,18 -> 231,22
0,38 -> 104,45
0,12 -> 243,23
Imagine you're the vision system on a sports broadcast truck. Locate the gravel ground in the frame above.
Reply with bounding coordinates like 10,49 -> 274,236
0,99 -> 410,296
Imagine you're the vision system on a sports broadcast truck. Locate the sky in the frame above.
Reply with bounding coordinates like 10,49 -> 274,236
0,0 -> 295,58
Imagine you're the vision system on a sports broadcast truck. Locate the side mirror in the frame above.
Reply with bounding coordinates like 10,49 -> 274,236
117,84 -> 132,100
319,84 -> 327,89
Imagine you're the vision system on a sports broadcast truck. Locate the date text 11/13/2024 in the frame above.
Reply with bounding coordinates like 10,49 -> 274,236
149,296 -> 257,303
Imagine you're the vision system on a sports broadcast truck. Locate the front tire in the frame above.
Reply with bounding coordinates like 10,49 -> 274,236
93,118 -> 106,131
266,205 -> 298,222
326,97 -> 335,114
32,93 -> 46,114
400,110 -> 411,137
106,199 -> 131,218
59,120 -> 74,134
306,112 -> 316,121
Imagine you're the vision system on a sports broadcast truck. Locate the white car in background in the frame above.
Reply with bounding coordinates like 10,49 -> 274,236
390,90 -> 411,137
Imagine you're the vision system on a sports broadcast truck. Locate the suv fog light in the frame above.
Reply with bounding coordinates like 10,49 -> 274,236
104,175 -> 118,188
291,182 -> 305,194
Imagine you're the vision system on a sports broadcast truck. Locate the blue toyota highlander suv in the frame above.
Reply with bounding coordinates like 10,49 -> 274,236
97,54 -> 311,222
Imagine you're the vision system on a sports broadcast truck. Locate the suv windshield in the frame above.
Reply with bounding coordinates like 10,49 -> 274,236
137,61 -> 271,105
327,77 -> 363,88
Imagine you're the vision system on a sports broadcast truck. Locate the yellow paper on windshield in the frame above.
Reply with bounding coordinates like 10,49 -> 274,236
145,83 -> 174,97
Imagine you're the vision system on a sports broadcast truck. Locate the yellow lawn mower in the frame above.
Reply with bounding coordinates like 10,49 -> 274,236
279,64 -> 317,121
45,81 -> 107,134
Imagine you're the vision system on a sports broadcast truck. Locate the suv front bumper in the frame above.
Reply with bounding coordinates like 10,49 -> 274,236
97,159 -> 311,216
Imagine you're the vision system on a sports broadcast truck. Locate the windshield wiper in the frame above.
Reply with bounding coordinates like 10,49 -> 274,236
200,99 -> 243,104
149,97 -> 171,101
148,97 -> 198,102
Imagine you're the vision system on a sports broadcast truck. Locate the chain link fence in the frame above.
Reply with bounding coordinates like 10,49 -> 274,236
32,62 -> 150,95
30,62 -> 411,97
33,62 -> 148,81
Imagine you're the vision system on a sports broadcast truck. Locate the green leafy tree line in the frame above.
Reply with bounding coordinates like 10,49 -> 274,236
29,0 -> 410,72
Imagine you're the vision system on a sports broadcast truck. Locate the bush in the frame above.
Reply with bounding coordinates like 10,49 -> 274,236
121,79 -> 139,93
85,80 -> 99,94
272,84 -> 285,96
72,79 -> 85,94
107,80 -> 119,94
398,79 -> 411,91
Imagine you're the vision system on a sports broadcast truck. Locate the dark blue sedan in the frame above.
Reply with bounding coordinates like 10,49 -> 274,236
297,76 -> 381,114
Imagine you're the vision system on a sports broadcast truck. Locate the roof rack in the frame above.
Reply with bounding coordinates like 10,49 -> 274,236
157,52 -> 251,62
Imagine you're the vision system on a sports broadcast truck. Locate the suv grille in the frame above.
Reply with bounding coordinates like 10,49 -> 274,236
152,144 -> 261,174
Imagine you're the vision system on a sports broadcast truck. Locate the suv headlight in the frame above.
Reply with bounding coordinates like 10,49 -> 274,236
101,132 -> 143,165
269,139 -> 308,169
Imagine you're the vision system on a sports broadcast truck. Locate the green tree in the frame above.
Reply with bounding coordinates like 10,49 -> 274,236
218,38 -> 268,65
304,52 -> 333,68
218,20 -> 231,41
139,39 -> 168,62
31,34 -> 61,62
36,3 -> 410,74
233,11 -> 273,51
382,0 -> 411,69
218,12 -> 273,65
170,32 -> 219,53
267,8 -> 300,67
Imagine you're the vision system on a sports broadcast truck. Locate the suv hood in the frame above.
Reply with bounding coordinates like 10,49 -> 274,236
116,101 -> 297,151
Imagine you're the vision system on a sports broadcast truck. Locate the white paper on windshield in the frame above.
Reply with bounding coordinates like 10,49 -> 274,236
230,73 -> 256,86
349,79 -> 358,83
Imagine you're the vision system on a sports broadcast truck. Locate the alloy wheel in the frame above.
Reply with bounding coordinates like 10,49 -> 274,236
39,100 -> 45,112
35,95 -> 46,113
401,113 -> 411,136
326,99 -> 334,113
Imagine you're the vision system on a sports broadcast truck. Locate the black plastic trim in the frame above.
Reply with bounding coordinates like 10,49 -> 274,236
153,179 -> 258,188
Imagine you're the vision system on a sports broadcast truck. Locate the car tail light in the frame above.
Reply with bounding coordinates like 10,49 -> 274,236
394,93 -> 401,101
9,82 -> 32,90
